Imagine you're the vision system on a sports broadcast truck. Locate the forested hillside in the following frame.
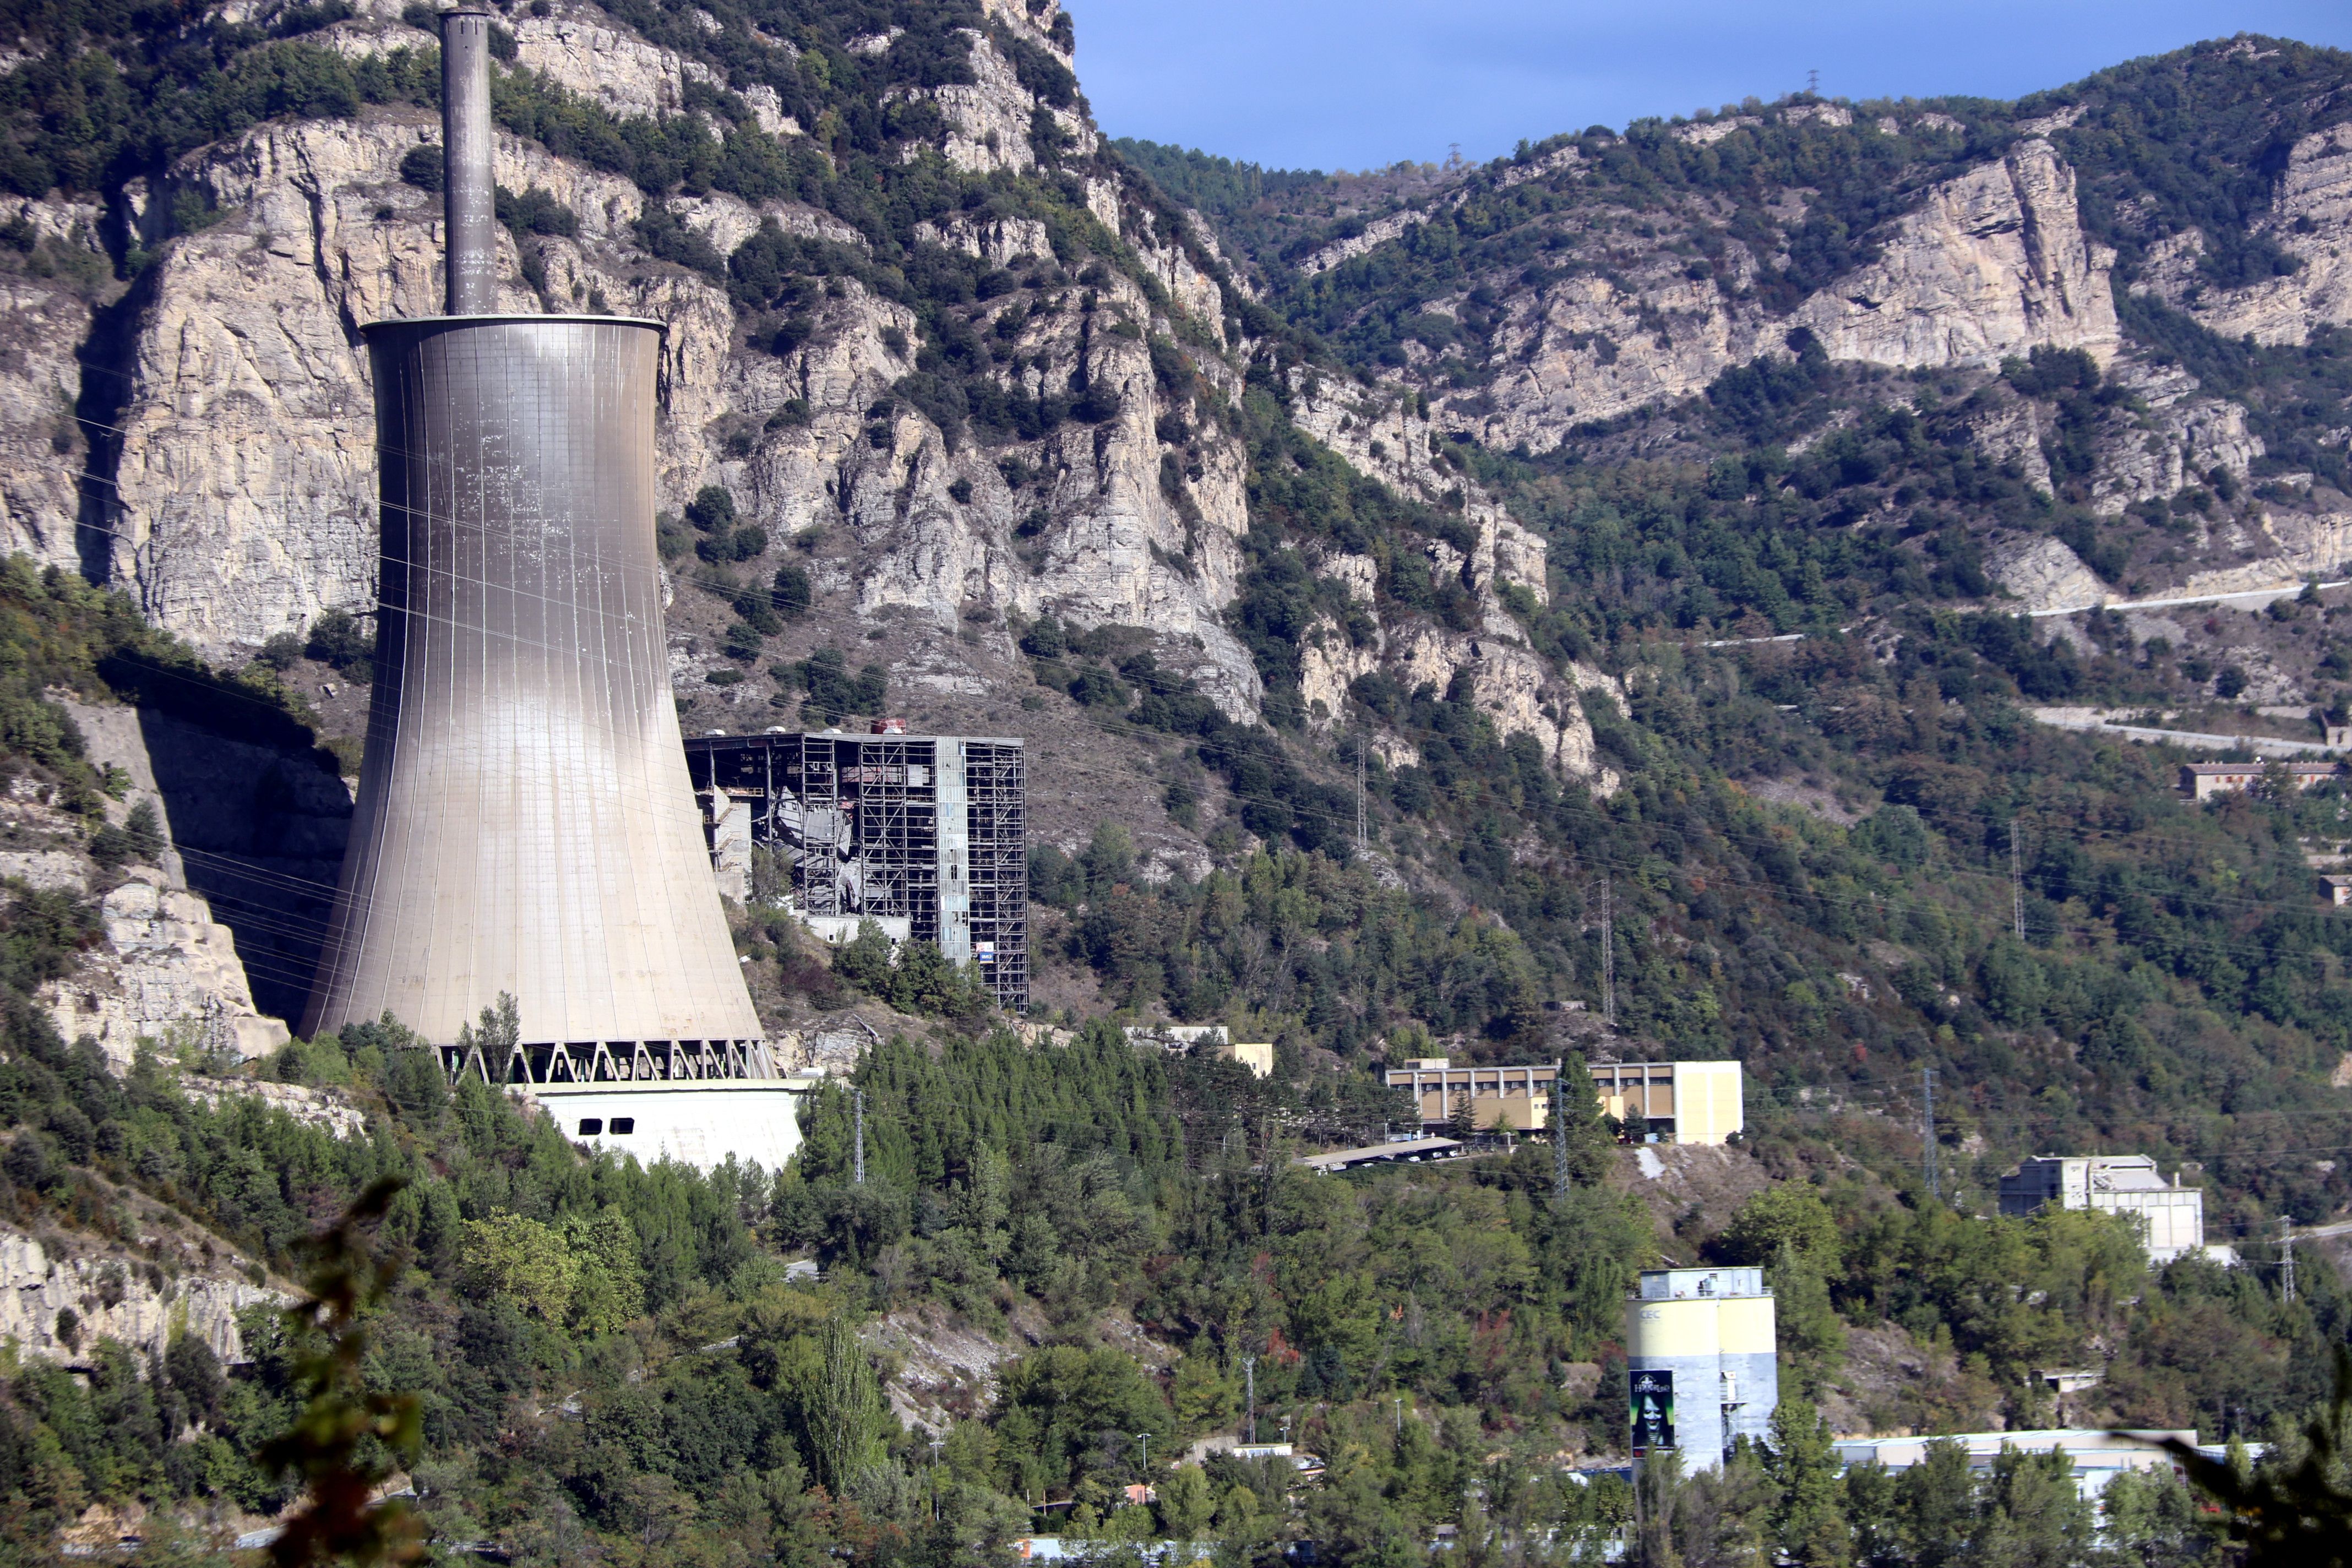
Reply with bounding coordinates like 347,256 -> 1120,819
0,0 -> 2348,1561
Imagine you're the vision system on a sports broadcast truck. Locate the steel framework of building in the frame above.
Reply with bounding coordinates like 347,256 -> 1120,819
685,732 -> 1028,1009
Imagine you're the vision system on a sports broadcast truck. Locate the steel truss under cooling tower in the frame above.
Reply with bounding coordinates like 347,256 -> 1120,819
443,1035 -> 780,1087
686,732 -> 1028,1009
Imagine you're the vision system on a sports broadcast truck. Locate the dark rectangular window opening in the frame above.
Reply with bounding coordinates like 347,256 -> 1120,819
610,1117 -> 636,1134
578,1118 -> 603,1136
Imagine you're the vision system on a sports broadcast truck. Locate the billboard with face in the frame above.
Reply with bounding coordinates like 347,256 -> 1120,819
1630,1368 -> 1675,1455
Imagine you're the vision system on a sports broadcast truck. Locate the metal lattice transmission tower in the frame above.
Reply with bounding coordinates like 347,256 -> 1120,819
1922,1068 -> 1939,1200
2011,820 -> 2026,939
1600,877 -> 1616,1027
1553,1058 -> 1571,1201
1355,739 -> 1368,853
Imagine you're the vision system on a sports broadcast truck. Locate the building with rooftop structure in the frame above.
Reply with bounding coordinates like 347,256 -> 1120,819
1626,1267 -> 1778,1472
1832,1430 -> 2242,1503
1998,1155 -> 2207,1264
1383,1058 -> 1745,1144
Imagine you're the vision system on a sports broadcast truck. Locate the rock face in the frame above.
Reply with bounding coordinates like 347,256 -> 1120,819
2087,360 -> 2263,516
1987,535 -> 2106,612
43,874 -> 291,1069
2133,126 -> 2352,345
177,1076 -> 368,1140
0,269 -> 94,570
53,696 -> 342,1037
1471,138 -> 2122,452
0,1223 -> 280,1366
2177,509 -> 2352,597
511,8 -> 726,123
1789,140 -> 2118,371
106,112 -> 738,651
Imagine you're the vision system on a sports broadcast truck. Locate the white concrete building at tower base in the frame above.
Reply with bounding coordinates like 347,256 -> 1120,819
1832,1429 -> 2247,1503
519,1077 -> 821,1172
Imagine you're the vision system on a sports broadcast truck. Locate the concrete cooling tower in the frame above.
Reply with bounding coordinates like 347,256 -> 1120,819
302,7 -> 799,1165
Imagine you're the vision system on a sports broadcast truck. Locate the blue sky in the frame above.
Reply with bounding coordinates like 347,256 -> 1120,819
1059,0 -> 2352,172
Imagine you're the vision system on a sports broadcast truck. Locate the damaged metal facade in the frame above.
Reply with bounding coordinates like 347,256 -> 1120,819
685,732 -> 1029,1009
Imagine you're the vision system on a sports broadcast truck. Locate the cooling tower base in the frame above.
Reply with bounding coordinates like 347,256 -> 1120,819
524,1079 -> 820,1173
443,1036 -> 778,1086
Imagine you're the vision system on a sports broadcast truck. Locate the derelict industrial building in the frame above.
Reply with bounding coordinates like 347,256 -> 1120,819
686,729 -> 1029,1010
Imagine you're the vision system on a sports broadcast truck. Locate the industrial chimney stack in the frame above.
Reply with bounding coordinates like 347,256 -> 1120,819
439,3 -> 498,314
301,7 -> 769,1084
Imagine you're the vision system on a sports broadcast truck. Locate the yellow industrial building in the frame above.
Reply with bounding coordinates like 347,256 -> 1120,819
1383,1058 -> 1744,1144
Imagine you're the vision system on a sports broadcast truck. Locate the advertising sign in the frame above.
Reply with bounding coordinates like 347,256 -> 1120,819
1630,1368 -> 1675,1454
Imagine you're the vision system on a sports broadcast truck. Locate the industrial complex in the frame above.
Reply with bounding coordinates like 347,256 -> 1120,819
685,727 -> 1030,1010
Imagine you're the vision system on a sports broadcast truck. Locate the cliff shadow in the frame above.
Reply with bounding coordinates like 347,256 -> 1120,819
126,692 -> 352,1028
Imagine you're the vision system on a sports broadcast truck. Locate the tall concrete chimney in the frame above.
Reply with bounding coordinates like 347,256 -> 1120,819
301,8 -> 766,1075
439,3 -> 498,314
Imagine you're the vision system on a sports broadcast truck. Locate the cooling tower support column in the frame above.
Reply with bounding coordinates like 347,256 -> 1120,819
301,315 -> 766,1063
440,4 -> 498,314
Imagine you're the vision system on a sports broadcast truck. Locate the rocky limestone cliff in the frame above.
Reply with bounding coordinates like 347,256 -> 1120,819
0,277 -> 94,569
74,10 -> 1276,723
1461,137 -> 2122,452
1789,139 -> 2117,372
2088,358 -> 2263,516
108,112 -> 738,650
1986,535 -> 2106,612
2133,125 -> 2352,345
0,1222 -> 280,1366
43,875 -> 292,1069
32,698 -> 309,1056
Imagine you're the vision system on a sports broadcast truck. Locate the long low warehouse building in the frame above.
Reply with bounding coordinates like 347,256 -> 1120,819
1384,1058 -> 1744,1145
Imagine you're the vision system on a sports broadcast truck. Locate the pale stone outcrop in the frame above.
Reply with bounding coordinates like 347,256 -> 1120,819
177,1076 -> 368,1140
0,1224 -> 282,1366
1390,627 -> 1620,786
43,874 -> 291,1068
1674,118 -> 1760,146
1463,139 -> 2120,451
106,114 -> 738,652
1480,263 -> 1760,449
903,31 -> 1042,176
1968,396 -> 2053,492
2087,360 -> 2263,515
2176,510 -> 2352,597
1291,380 -> 1549,622
1987,535 -> 2105,612
511,9 -> 723,122
916,212 -> 1052,264
1297,210 -> 1424,276
2133,127 -> 2352,346
1789,140 -> 2118,369
0,276 -> 91,569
